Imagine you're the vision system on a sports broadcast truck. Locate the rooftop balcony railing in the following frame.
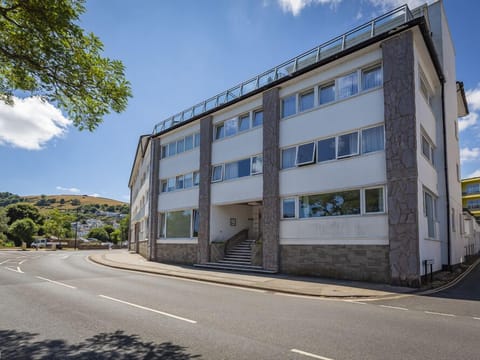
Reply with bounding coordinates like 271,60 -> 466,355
153,4 -> 416,135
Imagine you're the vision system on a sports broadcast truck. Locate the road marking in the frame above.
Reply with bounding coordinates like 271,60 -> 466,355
273,293 -> 324,300
36,276 -> 76,289
98,295 -> 197,324
291,349 -> 335,360
424,311 -> 455,317
0,259 -> 11,265
472,317 -> 480,320
379,305 -> 408,311
19,259 -> 27,265
349,301 -> 368,305
5,267 -> 24,274
60,255 -> 71,260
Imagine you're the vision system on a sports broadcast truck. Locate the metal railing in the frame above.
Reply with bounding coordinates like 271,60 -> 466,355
153,4 -> 415,135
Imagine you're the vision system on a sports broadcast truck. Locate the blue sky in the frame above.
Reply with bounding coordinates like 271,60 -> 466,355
0,0 -> 479,202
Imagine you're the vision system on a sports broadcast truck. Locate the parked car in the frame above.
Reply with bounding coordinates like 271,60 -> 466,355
31,239 -> 47,249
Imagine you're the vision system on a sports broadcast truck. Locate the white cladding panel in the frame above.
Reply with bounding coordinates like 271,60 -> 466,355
159,149 -> 199,179
280,151 -> 386,197
211,175 -> 263,205
212,127 -> 263,165
280,214 -> 388,245
158,188 -> 199,212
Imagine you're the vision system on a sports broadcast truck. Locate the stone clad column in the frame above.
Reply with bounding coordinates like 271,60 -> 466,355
147,136 -> 161,261
383,30 -> 420,287
262,88 -> 280,272
198,116 -> 213,264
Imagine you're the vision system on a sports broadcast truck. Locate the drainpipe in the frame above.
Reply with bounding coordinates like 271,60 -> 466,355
441,81 -> 452,270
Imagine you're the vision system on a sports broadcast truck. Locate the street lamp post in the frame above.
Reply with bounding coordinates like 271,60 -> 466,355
74,207 -> 79,250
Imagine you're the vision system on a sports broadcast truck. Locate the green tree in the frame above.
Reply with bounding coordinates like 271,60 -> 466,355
5,203 -> 43,225
0,208 -> 9,241
43,209 -> 74,240
0,0 -> 132,131
87,227 -> 109,242
9,218 -> 37,246
110,229 -> 121,244
119,215 -> 129,243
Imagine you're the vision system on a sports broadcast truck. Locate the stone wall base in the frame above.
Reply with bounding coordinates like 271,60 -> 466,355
138,241 -> 148,259
155,243 -> 198,265
280,245 -> 391,283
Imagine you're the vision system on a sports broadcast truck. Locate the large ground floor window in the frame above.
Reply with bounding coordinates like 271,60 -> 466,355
158,209 -> 199,238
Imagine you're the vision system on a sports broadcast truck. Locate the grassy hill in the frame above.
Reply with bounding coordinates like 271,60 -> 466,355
0,193 -> 128,214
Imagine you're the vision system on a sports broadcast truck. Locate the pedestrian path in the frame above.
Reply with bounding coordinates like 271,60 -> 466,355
89,250 -> 414,298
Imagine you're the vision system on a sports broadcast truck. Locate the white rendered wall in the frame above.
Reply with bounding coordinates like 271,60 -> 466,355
210,204 -> 252,242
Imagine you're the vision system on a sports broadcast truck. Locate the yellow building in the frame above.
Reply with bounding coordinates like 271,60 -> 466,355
462,177 -> 480,218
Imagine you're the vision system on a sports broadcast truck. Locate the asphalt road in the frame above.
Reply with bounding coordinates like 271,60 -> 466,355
0,250 -> 479,360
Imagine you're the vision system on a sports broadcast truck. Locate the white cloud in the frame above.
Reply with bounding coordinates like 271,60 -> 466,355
460,147 -> 480,164
466,85 -> 480,112
277,0 -> 341,16
459,112 -> 478,132
0,96 -> 71,150
56,186 -> 81,194
366,0 -> 431,12
89,193 -> 101,197
468,169 -> 480,178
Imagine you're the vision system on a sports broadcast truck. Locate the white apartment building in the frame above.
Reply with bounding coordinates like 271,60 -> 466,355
129,1 -> 469,286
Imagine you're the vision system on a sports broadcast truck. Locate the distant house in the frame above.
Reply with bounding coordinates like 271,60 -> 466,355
129,1 -> 472,286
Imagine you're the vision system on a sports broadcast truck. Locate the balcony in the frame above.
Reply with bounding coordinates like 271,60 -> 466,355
153,4 -> 421,135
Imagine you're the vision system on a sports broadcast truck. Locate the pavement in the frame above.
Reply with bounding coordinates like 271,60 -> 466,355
89,250 -> 417,298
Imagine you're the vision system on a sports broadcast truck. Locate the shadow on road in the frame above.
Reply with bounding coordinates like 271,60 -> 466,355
0,329 -> 202,359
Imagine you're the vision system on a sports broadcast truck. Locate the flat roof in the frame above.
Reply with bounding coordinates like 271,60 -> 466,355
153,4 -> 423,136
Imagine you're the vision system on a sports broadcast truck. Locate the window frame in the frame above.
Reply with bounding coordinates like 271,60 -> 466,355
317,136 -> 336,163
423,190 -> 437,239
364,187 -> 385,214
281,146 -> 297,169
337,131 -> 359,159
211,164 -> 224,182
252,109 -> 263,128
319,81 -> 335,105
282,197 -> 297,219
296,142 -> 316,166
421,134 -> 435,165
299,89 -> 315,112
281,94 -> 297,118
361,64 -> 383,91
251,155 -> 263,175
361,125 -> 385,154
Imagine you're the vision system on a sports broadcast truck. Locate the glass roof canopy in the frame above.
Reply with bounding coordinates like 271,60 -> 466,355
153,4 -> 418,135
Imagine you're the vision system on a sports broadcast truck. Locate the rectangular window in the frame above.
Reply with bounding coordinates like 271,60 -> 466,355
317,137 -> 336,163
421,135 -> 434,164
419,69 -> 431,105
184,172 -> 193,188
296,142 -> 315,166
166,210 -> 192,238
212,165 -> 223,182
225,158 -> 251,180
251,155 -> 263,174
365,187 -> 384,213
282,147 -> 296,169
215,123 -> 225,140
194,132 -> 200,147
282,198 -> 296,219
468,199 -> 480,210
224,118 -> 238,137
193,171 -> 200,186
239,114 -> 250,132
338,72 -> 358,99
161,180 -> 167,193
176,175 -> 184,190
282,95 -> 296,118
184,135 -> 193,151
167,178 -> 176,192
424,191 -> 436,238
337,132 -> 359,158
299,89 -> 314,112
168,142 -> 176,157
161,145 -> 168,159
253,110 -> 263,127
362,125 -> 384,154
177,138 -> 185,154
319,82 -> 335,105
362,65 -> 382,90
466,184 -> 480,194
299,190 -> 361,218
